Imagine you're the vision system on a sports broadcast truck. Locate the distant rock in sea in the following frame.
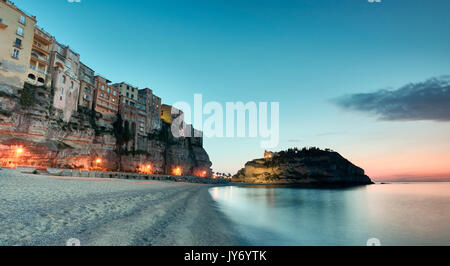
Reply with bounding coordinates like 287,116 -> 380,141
232,147 -> 373,185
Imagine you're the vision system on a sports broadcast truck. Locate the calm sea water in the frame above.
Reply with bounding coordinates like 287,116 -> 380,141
209,183 -> 450,246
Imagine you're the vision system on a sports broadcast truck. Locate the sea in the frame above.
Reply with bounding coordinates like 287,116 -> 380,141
209,182 -> 450,246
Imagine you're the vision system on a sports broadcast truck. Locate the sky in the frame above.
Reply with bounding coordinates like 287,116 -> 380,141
15,0 -> 450,181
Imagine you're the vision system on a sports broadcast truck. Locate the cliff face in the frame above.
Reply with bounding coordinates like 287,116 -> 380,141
232,148 -> 373,185
0,83 -> 212,176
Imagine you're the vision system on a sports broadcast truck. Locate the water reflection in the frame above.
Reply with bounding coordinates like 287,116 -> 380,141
210,183 -> 450,246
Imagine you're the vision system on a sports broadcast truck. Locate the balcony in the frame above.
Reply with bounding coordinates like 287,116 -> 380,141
31,53 -> 48,66
34,29 -> 52,45
33,41 -> 50,55
0,19 -> 8,29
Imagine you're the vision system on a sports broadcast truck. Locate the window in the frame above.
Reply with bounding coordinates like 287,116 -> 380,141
60,88 -> 64,94
101,85 -> 105,90
100,93 -> 104,98
107,87 -> 110,93
19,16 -> 26,25
70,82 -> 74,88
126,92 -> 129,97
17,27 -> 23,36
14,38 -> 22,48
113,91 -> 117,96
12,49 -> 19,59
84,94 -> 89,100
62,75 -> 66,84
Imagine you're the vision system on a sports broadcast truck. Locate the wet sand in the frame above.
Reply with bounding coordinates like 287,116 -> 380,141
0,169 -> 243,246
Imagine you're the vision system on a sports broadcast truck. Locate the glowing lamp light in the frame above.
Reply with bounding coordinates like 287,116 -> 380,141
16,148 -> 24,154
96,158 -> 102,164
201,170 -> 207,177
173,167 -> 182,176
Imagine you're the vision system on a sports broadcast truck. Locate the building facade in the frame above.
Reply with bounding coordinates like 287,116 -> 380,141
26,27 -> 53,88
0,0 -> 36,88
93,75 -> 119,114
49,41 -> 81,122
78,62 -> 95,109
113,82 -> 138,102
138,88 -> 162,134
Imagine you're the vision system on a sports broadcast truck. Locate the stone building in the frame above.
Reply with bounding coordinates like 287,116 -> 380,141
160,104 -> 183,124
49,41 -> 80,122
137,88 -> 162,134
93,75 -> 119,114
264,150 -> 274,159
26,27 -> 52,88
78,62 -> 95,109
113,82 -> 138,102
0,0 -> 37,88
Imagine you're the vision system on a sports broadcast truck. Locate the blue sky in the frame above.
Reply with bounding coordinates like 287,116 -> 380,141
17,0 -> 450,179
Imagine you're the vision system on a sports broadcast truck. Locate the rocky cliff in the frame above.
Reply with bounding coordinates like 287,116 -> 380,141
0,83 -> 212,176
232,148 -> 373,185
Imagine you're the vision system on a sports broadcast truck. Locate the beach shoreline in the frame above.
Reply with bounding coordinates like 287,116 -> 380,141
0,169 -> 244,246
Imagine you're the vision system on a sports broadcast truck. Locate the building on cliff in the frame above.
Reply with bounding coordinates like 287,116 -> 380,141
138,88 -> 162,134
114,82 -> 139,103
77,62 -> 95,109
93,75 -> 119,115
26,27 -> 53,88
115,84 -> 164,151
0,0 -> 37,88
161,104 -> 184,124
0,0 -> 212,177
49,41 -> 81,122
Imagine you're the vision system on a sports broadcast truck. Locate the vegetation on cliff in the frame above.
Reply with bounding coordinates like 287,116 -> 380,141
112,112 -> 133,150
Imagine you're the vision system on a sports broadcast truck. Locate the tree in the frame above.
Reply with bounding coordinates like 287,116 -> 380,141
112,113 -> 133,150
123,120 -> 133,150
112,112 -> 125,149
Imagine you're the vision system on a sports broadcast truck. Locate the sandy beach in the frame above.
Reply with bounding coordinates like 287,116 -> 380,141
0,169 -> 243,246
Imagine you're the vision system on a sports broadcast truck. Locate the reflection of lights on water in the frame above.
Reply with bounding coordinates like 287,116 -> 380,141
211,187 -> 219,200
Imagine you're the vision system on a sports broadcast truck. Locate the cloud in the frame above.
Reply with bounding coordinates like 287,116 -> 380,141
334,75 -> 450,121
